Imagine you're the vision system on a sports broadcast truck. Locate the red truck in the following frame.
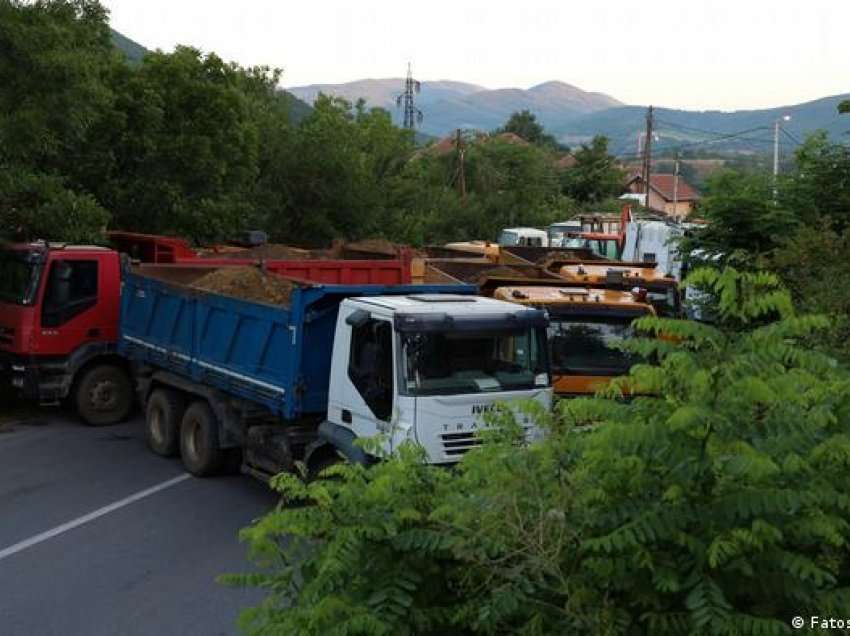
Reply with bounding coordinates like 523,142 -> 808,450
0,236 -> 413,426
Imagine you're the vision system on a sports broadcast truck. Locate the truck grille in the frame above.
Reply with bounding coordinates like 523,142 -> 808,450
440,431 -> 483,457
441,426 -> 534,458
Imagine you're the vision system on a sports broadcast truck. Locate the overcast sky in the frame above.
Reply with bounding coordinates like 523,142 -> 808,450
104,0 -> 849,111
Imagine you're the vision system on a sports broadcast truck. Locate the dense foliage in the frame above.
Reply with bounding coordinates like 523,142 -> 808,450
559,135 -> 626,204
0,0 -> 625,247
495,110 -> 563,151
227,268 -> 850,635
683,132 -> 850,363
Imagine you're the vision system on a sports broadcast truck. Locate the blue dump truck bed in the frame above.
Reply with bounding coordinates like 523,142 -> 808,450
118,265 -> 474,421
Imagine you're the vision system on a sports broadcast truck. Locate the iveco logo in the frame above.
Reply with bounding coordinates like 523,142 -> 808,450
472,404 -> 497,415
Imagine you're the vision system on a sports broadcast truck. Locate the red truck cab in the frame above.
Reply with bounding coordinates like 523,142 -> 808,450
0,242 -> 132,425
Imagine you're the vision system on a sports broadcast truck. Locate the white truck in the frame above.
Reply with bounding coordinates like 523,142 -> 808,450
119,265 -> 553,477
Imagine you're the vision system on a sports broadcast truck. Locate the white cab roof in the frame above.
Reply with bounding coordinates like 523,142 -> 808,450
348,294 -> 539,317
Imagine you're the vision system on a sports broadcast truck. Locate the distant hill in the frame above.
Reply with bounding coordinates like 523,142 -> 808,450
289,76 -> 850,154
110,28 -> 147,63
560,94 -> 850,155
109,29 -> 313,124
288,78 -> 486,113
288,79 -> 622,136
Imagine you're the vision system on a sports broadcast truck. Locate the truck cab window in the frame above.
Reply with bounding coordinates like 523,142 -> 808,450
348,318 -> 393,421
41,260 -> 99,328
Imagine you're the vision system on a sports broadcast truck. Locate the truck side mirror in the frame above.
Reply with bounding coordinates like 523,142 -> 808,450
345,309 -> 371,328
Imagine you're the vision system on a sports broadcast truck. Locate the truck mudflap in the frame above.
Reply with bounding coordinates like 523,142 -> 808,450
316,421 -> 374,466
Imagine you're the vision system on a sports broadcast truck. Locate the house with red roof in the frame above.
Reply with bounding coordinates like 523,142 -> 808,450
625,173 -> 700,218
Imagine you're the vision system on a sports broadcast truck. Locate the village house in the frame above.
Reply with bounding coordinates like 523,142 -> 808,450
625,173 -> 700,218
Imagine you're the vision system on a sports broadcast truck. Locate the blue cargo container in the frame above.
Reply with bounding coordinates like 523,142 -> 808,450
118,266 -> 475,422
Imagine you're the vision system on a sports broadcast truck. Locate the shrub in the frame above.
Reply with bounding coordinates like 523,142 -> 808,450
226,268 -> 850,636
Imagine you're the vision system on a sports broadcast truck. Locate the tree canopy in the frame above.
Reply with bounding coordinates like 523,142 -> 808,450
227,268 -> 850,636
1,2 -> 624,247
495,109 -> 563,150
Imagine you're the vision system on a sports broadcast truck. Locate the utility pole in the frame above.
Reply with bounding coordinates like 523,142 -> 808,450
396,62 -> 423,130
672,152 -> 680,219
455,128 -> 466,203
641,105 -> 654,209
773,119 -> 780,177
773,115 -> 790,200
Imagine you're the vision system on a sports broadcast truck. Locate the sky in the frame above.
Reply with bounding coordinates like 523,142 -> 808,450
103,0 -> 850,111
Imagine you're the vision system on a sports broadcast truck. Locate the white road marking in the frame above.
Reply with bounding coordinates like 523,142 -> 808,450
0,473 -> 192,563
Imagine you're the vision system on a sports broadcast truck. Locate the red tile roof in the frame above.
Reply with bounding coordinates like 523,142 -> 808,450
626,173 -> 699,201
555,154 -> 578,169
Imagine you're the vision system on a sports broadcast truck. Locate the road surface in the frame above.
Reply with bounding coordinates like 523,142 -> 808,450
0,411 -> 279,636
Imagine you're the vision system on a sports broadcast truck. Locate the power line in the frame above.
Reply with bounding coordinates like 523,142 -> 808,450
781,127 -> 803,146
615,126 -> 773,159
641,106 -> 654,201
654,119 -> 737,138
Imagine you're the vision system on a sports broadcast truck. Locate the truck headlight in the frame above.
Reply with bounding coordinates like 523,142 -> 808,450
11,365 -> 26,373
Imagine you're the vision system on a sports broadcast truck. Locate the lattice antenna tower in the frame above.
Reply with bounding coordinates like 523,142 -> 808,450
396,62 -> 423,129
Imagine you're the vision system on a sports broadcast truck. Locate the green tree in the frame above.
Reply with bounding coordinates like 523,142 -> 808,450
782,132 -> 850,231
495,110 -> 563,150
838,100 -> 850,115
683,170 -> 797,261
0,0 -> 116,242
771,224 -> 850,363
559,135 -> 624,204
228,269 -> 850,635
98,47 -> 278,243
259,95 -> 415,246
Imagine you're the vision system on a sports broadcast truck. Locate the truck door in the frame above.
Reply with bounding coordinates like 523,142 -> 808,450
345,316 -> 394,434
36,256 -> 103,355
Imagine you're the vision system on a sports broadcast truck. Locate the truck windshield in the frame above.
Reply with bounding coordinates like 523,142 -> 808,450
403,328 -> 548,396
0,250 -> 41,305
497,230 -> 519,246
548,315 -> 641,376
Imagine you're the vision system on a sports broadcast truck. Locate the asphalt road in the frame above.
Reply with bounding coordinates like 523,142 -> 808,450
0,411 -> 280,636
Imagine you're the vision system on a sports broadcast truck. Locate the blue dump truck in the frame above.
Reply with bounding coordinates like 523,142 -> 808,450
119,264 -> 553,479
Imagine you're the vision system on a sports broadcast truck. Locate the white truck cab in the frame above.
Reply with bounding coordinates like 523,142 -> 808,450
319,294 -> 552,465
498,227 -> 549,248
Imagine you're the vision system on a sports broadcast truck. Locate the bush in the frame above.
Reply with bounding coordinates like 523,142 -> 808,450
226,268 -> 850,636
0,169 -> 110,243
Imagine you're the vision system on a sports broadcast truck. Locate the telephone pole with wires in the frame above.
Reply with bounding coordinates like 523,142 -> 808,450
672,151 -> 680,218
396,63 -> 423,130
454,129 -> 467,202
641,105 -> 655,208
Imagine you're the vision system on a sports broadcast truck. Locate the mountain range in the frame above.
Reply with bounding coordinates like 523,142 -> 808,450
289,78 -> 850,155
109,30 -> 850,156
288,79 -> 623,139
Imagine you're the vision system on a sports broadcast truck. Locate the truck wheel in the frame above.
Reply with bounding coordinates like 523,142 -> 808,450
307,450 -> 343,482
75,364 -> 134,426
145,389 -> 184,457
180,401 -> 223,477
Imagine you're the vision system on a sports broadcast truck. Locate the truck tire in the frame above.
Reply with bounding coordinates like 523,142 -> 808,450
75,364 -> 134,426
180,401 -> 224,477
145,389 -> 184,457
308,452 -> 342,482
